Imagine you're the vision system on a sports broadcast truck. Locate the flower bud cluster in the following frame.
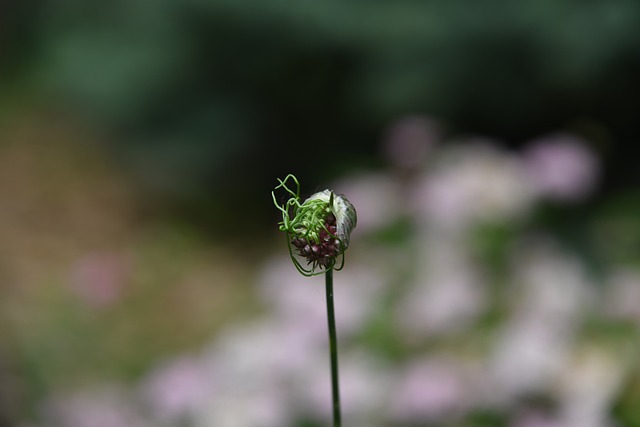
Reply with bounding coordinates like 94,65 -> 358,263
291,213 -> 341,269
272,174 -> 356,276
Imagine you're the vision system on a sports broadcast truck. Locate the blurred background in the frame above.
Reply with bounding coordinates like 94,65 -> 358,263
1,1 -> 640,426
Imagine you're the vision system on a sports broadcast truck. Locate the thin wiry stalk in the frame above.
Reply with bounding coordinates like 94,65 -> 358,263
325,268 -> 341,427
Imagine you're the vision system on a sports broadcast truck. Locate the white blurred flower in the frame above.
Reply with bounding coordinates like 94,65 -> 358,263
411,142 -> 535,230
332,172 -> 404,236
140,355 -> 212,423
191,253 -> 390,427
193,385 -> 291,427
196,320 -> 298,427
556,347 -> 627,427
523,134 -> 598,202
258,257 -> 384,338
388,358 -> 473,422
489,239 -> 594,400
203,319 -> 305,388
301,351 -> 392,424
489,312 -> 573,401
43,386 -> 149,427
257,257 -> 327,338
196,317 -> 393,427
396,237 -> 486,338
511,238 -> 594,323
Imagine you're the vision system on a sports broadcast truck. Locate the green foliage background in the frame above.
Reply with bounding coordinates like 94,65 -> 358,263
3,0 -> 640,218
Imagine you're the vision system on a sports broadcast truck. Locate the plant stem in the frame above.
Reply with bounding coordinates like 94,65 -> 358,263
325,267 -> 341,427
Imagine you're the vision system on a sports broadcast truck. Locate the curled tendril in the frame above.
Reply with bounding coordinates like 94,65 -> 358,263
272,174 -> 354,277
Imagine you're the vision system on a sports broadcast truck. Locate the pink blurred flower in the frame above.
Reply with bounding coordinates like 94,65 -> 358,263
411,142 -> 534,230
388,359 -> 470,422
141,355 -> 211,422
380,115 -> 439,171
523,134 -> 598,202
511,411 -> 567,427
68,252 -> 130,308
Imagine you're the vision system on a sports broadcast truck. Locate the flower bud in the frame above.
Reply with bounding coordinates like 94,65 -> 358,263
272,175 -> 357,276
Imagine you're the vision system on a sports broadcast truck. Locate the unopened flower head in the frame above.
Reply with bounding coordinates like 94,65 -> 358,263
272,174 -> 357,276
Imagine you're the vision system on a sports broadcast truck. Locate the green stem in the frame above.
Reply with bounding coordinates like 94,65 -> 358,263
325,268 -> 341,427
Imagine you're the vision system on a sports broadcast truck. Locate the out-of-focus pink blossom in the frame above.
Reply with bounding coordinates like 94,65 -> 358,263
68,252 -> 129,308
380,115 -> 439,171
511,412 -> 567,427
140,355 -> 211,422
388,359 -> 471,422
523,134 -> 598,202
411,142 -> 534,230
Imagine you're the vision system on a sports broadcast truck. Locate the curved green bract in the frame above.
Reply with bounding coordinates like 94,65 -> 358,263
272,174 -> 347,277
